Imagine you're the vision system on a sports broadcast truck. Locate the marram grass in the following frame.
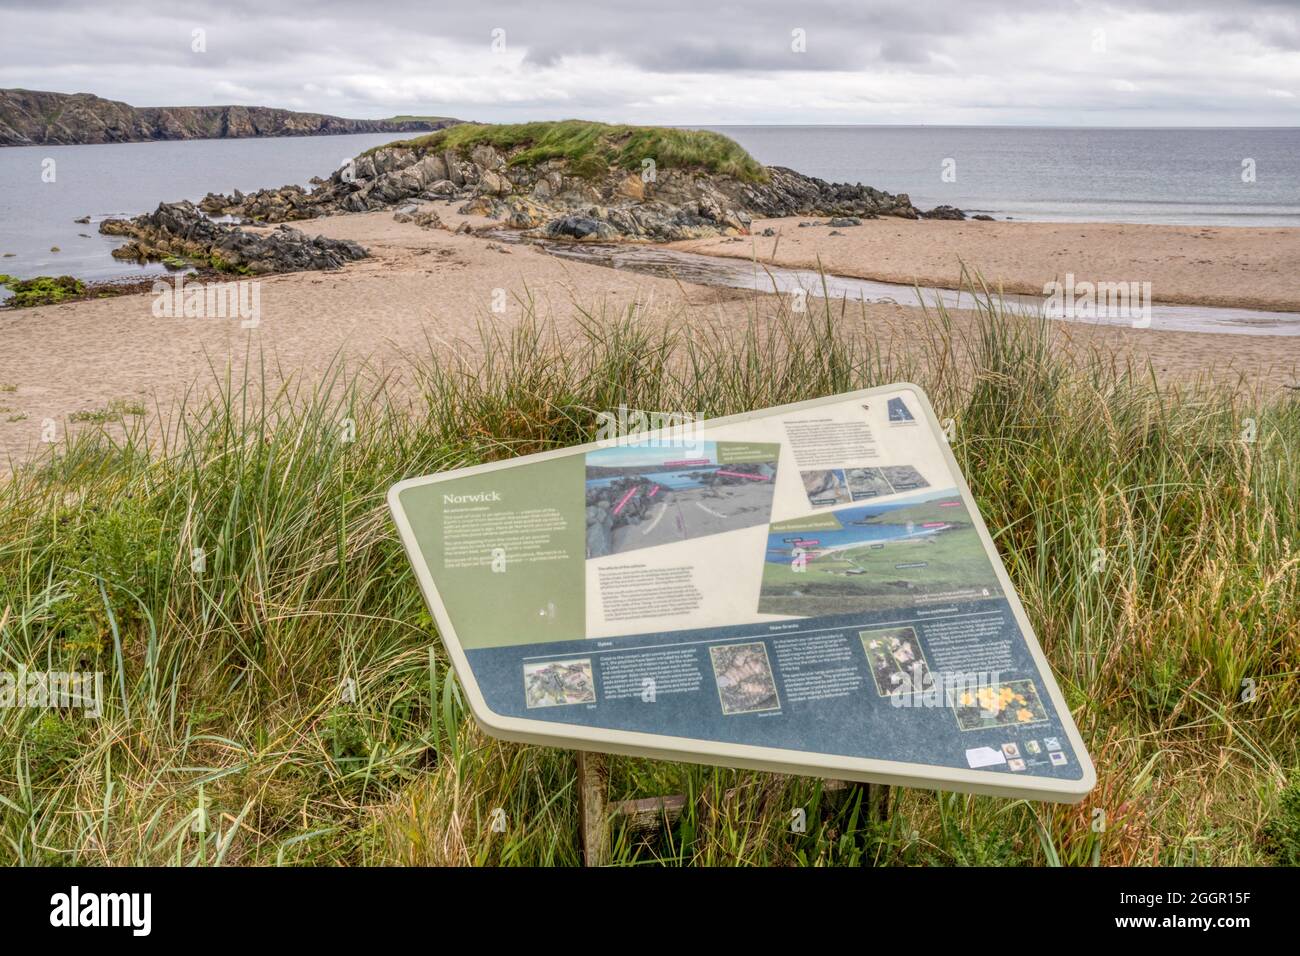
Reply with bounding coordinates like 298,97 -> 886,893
376,119 -> 770,183
0,286 -> 1296,866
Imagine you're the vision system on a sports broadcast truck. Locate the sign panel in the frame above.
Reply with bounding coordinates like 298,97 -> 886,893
389,384 -> 1096,801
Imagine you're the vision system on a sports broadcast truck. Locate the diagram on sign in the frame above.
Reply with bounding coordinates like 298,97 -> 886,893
584,441 -> 779,556
760,491 -> 1000,617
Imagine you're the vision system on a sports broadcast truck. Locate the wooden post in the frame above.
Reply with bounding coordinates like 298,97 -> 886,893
825,779 -> 892,823
576,753 -> 891,865
865,782 -> 892,823
576,750 -> 611,866
575,751 -> 687,865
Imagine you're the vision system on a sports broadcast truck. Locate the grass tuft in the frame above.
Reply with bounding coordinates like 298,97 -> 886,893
375,120 -> 770,183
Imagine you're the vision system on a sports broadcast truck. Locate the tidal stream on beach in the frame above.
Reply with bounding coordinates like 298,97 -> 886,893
494,232 -> 1300,338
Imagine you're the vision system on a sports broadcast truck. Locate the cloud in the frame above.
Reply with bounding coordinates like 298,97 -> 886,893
0,0 -> 1297,124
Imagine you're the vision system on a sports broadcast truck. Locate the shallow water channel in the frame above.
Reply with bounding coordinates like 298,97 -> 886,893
493,232 -> 1300,338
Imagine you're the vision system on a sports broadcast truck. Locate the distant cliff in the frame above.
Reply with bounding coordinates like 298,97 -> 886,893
0,89 -> 461,147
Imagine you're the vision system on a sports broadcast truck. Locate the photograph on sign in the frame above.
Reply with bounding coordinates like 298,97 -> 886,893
389,384 -> 1096,801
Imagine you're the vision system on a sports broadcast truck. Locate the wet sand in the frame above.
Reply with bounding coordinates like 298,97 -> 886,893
671,217 -> 1300,313
2,203 -> 1298,467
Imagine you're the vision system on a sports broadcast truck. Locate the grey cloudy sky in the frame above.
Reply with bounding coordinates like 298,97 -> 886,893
2,0 -> 1298,124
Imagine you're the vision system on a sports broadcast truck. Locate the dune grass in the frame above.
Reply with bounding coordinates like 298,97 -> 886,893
377,119 -> 770,183
0,285 -> 1296,866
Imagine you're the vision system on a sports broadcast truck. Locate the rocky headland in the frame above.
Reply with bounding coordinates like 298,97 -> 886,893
93,121 -> 969,276
0,88 -> 459,147
194,121 -> 969,242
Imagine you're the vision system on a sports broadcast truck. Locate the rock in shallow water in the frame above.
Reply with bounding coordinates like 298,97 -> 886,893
100,201 -> 368,274
545,215 -> 619,241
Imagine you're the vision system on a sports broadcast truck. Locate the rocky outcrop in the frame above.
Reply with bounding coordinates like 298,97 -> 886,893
0,88 -> 460,147
100,201 -> 367,274
199,184 -> 322,222
393,206 -> 443,229
537,201 -> 745,242
721,167 -> 917,220
195,139 -> 925,243
920,204 -> 967,220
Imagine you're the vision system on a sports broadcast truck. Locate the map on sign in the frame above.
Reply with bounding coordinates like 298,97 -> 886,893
389,385 -> 1096,801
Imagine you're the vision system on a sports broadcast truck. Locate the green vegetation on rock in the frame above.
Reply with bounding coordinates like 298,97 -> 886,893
207,252 -> 251,275
0,273 -> 86,307
379,120 -> 769,182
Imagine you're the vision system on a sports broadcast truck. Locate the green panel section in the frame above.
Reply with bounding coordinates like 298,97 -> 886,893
399,454 -> 586,648
716,440 -> 780,464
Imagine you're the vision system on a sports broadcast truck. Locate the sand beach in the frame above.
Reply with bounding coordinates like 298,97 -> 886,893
2,202 -> 1299,466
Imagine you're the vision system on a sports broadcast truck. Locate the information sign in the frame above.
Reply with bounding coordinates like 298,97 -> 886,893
389,385 -> 1096,801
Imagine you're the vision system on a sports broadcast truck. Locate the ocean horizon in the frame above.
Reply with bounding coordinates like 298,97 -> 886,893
701,125 -> 1300,227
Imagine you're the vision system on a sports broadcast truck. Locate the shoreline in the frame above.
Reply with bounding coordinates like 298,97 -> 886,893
8,213 -> 1300,316
2,203 -> 1298,469
7,210 -> 1300,297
